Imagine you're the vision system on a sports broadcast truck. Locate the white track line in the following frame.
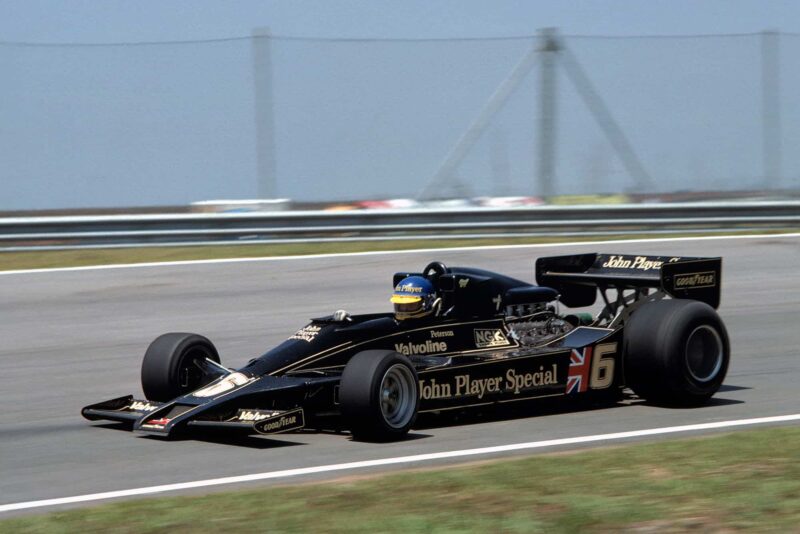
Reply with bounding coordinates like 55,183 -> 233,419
2,233 -> 800,276
2,413 -> 799,513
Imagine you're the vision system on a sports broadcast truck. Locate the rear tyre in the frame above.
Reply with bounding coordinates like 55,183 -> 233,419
141,333 -> 220,401
624,299 -> 729,406
340,350 -> 419,442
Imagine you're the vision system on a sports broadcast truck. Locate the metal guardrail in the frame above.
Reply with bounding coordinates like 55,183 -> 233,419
1,201 -> 798,251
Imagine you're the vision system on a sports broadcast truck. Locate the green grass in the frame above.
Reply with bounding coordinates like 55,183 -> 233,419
0,237 -> 575,271
1,230 -> 794,271
3,426 -> 799,533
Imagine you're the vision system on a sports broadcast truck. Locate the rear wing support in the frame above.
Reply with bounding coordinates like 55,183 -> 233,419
535,253 -> 722,310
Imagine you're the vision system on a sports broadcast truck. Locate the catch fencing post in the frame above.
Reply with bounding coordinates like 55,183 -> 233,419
761,29 -> 782,190
537,28 -> 559,199
252,27 -> 278,199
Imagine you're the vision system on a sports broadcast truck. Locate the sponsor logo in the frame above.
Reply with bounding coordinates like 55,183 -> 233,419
127,401 -> 158,412
259,414 -> 297,432
395,283 -> 423,293
419,378 -> 452,400
142,417 -> 171,429
505,366 -> 559,393
253,409 -> 305,434
674,271 -> 716,289
474,328 -> 511,348
419,364 -> 559,401
237,410 -> 276,422
289,324 -> 322,342
395,340 -> 448,356
431,330 -> 454,338
458,278 -> 469,288
601,255 -> 680,271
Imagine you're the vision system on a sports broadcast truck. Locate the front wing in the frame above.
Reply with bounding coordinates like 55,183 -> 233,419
81,374 -> 334,436
82,395 -> 307,435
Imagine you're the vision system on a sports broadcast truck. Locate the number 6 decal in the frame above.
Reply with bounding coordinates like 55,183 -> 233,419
590,342 -> 616,389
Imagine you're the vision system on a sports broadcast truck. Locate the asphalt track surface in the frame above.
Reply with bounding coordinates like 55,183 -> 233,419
2,235 -> 800,513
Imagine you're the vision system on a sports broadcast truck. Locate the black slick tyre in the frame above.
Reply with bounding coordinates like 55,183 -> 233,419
340,350 -> 419,442
141,333 -> 220,401
624,299 -> 729,406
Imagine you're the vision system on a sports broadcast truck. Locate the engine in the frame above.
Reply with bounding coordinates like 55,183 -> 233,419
506,302 -> 576,347
509,313 -> 574,347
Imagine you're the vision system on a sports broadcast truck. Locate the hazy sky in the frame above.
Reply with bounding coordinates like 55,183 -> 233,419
2,1 -> 799,209
2,1 -> 798,42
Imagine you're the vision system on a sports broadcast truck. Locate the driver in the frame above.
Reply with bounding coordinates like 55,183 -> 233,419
391,275 -> 441,321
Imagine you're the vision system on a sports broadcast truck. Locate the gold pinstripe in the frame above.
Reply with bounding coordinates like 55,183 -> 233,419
270,318 -> 515,375
418,392 -> 565,413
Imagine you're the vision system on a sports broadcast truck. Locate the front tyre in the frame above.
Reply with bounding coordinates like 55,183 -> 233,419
340,350 -> 419,442
624,299 -> 729,406
141,333 -> 220,401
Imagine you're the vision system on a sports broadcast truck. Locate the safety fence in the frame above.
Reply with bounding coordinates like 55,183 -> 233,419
1,202 -> 797,251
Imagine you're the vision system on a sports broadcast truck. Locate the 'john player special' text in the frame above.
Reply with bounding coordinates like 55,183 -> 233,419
419,364 -> 558,401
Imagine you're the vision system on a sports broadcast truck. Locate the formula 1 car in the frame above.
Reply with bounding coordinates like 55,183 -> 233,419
82,254 -> 729,441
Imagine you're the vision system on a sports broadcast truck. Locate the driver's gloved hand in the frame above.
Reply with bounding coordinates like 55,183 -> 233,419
333,309 -> 351,322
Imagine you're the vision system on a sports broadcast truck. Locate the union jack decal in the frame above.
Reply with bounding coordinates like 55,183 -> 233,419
567,346 -> 593,394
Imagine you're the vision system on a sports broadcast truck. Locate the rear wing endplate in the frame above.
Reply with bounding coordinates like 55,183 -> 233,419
535,253 -> 721,309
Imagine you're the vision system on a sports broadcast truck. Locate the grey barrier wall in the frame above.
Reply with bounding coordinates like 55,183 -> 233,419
1,31 -> 799,210
2,202 -> 798,251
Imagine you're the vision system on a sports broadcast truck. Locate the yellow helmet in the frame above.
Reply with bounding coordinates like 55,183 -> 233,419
391,276 -> 436,320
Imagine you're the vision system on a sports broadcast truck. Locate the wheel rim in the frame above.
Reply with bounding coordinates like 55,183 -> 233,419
685,325 -> 724,383
379,364 -> 417,429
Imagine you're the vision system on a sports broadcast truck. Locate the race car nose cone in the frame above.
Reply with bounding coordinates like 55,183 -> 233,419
193,372 -> 251,398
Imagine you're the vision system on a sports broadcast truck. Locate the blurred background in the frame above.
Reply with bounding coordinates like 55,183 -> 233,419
1,1 -> 799,212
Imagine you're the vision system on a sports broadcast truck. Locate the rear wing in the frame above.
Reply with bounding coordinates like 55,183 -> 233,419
535,253 -> 721,309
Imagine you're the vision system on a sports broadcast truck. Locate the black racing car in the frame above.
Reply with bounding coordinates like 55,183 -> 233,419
82,253 -> 729,441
